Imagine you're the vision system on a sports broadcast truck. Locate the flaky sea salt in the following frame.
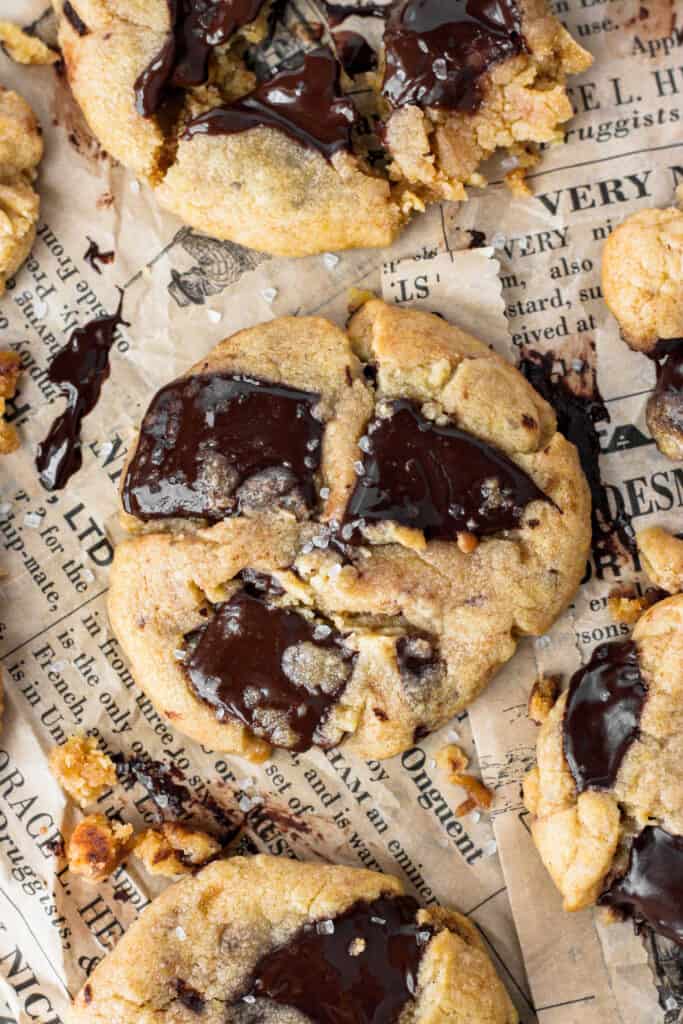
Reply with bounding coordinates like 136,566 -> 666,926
173,649 -> 186,661
23,512 -> 42,529
491,232 -> 506,250
447,729 -> 460,743
261,287 -> 278,303
316,919 -> 335,935
239,795 -> 253,812
319,486 -> 331,499
0,503 -> 11,517
130,179 -> 140,194
322,252 -> 340,270
482,839 -> 498,858
370,916 -> 386,926
242,994 -> 256,1004
175,926 -> 187,941
535,635 -> 552,649
207,309 -> 222,323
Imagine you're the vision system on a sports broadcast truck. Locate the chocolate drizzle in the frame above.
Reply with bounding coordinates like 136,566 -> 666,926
121,373 -> 323,522
135,0 -> 267,116
63,1 -> 89,35
344,399 -> 548,539
563,639 -> 646,793
334,30 -> 378,73
35,293 -> 127,491
182,49 -> 357,161
184,589 -> 355,751
383,0 -> 525,111
248,895 -> 432,1021
600,827 -> 683,945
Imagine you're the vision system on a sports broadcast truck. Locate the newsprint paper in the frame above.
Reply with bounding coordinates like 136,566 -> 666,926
0,0 -> 682,1021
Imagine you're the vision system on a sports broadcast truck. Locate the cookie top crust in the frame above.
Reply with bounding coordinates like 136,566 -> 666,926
53,0 -> 590,255
67,855 -> 518,1023
110,301 -> 590,761
524,595 -> 683,941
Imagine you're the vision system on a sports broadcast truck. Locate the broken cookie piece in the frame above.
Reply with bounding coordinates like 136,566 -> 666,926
133,822 -> 221,876
0,21 -> 58,64
67,814 -> 133,883
637,526 -> 683,595
49,734 -> 117,806
53,0 -> 589,255
0,87 -> 42,294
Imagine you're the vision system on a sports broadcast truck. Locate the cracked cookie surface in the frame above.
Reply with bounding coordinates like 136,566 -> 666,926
52,0 -> 589,256
523,595 -> 683,942
0,87 -> 42,294
109,300 -> 590,760
68,854 -> 518,1023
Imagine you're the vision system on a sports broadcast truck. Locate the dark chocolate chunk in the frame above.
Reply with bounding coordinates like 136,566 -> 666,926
248,894 -> 432,1022
35,292 -> 127,491
563,639 -> 646,793
174,979 -> 206,1014
600,826 -> 683,945
182,49 -> 356,162
344,399 -> 548,539
121,373 -> 323,522
63,1 -> 90,35
383,0 -> 525,112
646,340 -> 683,456
135,0 -> 267,117
184,589 -> 354,751
334,30 -> 378,73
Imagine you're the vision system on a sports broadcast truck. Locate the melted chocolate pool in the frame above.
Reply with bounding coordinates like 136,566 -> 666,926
248,894 -> 432,1021
182,49 -> 356,161
344,399 -> 548,538
601,827 -> 683,945
383,0 -> 525,111
135,0 -> 267,116
121,373 -> 323,522
563,639 -> 646,792
184,589 -> 354,751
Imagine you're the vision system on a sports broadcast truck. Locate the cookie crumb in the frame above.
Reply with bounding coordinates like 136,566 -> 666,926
436,743 -> 469,775
347,288 -> 375,314
49,734 -> 117,806
456,531 -> 478,554
0,351 -> 21,454
0,22 -> 58,64
608,593 -> 649,625
527,675 -> 560,725
133,822 -> 221,877
455,796 -> 477,817
348,937 -> 366,955
67,814 -> 133,882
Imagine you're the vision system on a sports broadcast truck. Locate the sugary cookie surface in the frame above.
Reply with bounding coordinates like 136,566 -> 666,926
0,86 -> 42,295
524,595 -> 683,942
52,0 -> 590,255
68,854 -> 518,1023
108,300 -> 590,760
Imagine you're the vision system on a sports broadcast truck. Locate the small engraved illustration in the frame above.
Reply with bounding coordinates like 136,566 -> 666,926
168,228 -> 267,306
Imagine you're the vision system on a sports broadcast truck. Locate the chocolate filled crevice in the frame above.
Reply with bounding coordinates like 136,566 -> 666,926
182,584 -> 356,751
344,399 -> 551,541
245,894 -> 433,1022
121,373 -> 324,523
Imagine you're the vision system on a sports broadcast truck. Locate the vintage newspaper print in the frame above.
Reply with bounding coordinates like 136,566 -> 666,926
0,0 -> 681,1021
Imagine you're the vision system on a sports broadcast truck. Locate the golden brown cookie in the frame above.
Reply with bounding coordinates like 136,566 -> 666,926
68,854 -> 517,1023
524,595 -> 683,943
637,526 -> 683,595
52,0 -> 589,256
108,300 -> 590,761
0,87 -> 42,294
601,206 -> 683,461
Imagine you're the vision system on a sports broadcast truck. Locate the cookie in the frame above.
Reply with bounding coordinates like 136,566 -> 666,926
523,595 -> 683,944
68,854 -> 518,1023
601,206 -> 683,461
0,87 -> 42,295
52,0 -> 589,256
637,526 -> 683,595
108,300 -> 590,760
